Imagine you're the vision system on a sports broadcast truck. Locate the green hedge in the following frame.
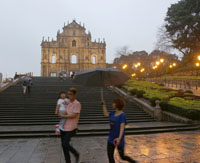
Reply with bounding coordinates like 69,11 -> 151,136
136,90 -> 144,98
130,89 -> 138,95
125,79 -> 200,120
160,102 -> 200,120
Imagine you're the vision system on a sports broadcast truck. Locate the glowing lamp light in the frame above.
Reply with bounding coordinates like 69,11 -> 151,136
122,64 -> 128,69
135,65 -> 138,68
140,68 -> 145,72
173,63 -> 176,67
198,56 -> 200,61
131,73 -> 136,77
169,65 -> 173,68
137,62 -> 141,66
196,63 -> 200,67
160,59 -> 164,63
156,61 -> 160,65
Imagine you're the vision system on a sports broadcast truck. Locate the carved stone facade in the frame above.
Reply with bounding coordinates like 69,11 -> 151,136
41,20 -> 106,77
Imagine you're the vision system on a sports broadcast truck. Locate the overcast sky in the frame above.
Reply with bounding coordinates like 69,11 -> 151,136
0,0 -> 179,77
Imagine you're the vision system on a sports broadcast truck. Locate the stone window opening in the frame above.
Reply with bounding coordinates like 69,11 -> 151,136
72,40 -> 76,47
52,55 -> 56,64
92,56 -> 96,64
73,31 -> 76,36
50,73 -> 56,77
72,55 -> 77,64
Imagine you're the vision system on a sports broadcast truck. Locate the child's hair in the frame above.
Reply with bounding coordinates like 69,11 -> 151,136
69,88 -> 77,95
113,98 -> 126,110
58,91 -> 67,99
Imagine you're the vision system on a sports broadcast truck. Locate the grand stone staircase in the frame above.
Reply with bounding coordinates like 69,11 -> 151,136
0,77 -> 199,138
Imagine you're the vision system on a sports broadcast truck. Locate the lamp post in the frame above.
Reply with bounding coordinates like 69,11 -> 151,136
160,58 -> 164,63
122,64 -> 128,70
131,73 -> 136,77
152,58 -> 165,78
198,55 -> 200,61
196,62 -> 200,76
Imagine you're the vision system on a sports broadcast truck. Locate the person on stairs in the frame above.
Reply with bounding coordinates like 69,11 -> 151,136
58,88 -> 81,163
101,98 -> 137,163
55,91 -> 70,134
22,80 -> 27,95
27,79 -> 32,95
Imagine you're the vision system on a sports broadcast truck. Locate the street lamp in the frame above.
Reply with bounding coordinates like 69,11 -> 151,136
135,62 -> 141,68
156,61 -> 160,65
131,73 -> 136,77
140,68 -> 145,72
160,59 -> 164,63
173,63 -> 176,67
122,64 -> 128,69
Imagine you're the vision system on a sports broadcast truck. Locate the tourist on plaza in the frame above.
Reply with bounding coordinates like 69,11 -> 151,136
60,73 -> 64,81
22,80 -> 28,95
55,91 -> 70,133
27,79 -> 32,95
58,88 -> 81,163
71,72 -> 75,79
14,72 -> 19,79
101,98 -> 137,163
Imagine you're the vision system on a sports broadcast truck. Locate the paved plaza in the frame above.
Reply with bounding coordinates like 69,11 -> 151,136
0,131 -> 200,163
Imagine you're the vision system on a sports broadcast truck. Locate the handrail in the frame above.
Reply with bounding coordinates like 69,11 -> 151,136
0,76 -> 25,93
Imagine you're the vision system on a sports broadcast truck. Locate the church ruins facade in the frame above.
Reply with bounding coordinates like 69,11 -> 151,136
41,20 -> 106,77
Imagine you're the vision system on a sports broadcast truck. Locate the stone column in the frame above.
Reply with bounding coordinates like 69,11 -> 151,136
0,73 -> 2,87
154,100 -> 162,121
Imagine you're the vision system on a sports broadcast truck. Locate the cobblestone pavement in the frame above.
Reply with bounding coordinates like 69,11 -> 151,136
0,131 -> 200,163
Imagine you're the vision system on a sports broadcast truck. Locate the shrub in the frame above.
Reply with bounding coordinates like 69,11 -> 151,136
136,90 -> 144,98
150,97 -> 161,107
117,85 -> 122,89
184,97 -> 193,100
130,89 -> 138,96
160,102 -> 200,120
175,92 -> 184,97
185,90 -> 193,94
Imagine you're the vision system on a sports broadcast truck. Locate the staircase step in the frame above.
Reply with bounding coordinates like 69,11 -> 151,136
0,126 -> 199,139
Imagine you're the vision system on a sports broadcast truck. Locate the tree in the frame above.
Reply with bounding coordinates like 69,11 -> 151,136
149,50 -> 180,76
164,0 -> 200,63
155,25 -> 174,53
114,46 -> 132,57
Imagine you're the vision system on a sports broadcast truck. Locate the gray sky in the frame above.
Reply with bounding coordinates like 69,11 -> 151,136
0,0 -> 179,77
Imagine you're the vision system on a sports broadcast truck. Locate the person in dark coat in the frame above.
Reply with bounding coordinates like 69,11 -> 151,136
27,79 -> 33,95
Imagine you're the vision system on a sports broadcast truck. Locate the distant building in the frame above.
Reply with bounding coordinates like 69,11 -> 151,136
41,20 -> 106,77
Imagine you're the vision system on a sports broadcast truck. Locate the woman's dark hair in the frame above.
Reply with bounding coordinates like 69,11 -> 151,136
69,88 -> 77,95
113,98 -> 126,110
58,91 -> 67,99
